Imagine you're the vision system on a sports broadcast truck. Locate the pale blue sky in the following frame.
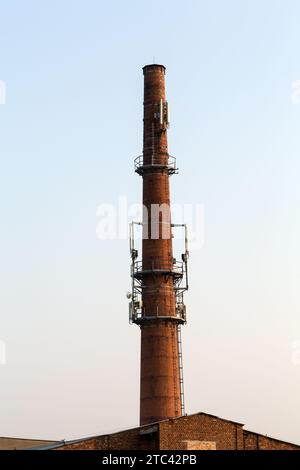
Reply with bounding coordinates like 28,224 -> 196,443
0,0 -> 300,443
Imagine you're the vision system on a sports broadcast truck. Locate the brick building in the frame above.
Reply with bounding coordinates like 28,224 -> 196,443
9,65 -> 298,453
29,412 -> 299,451
0,438 -> 58,450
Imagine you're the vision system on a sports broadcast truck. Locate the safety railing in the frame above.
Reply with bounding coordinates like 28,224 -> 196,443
130,308 -> 186,325
134,154 -> 178,175
132,260 -> 184,278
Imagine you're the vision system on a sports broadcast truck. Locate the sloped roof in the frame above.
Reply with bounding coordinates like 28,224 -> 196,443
0,437 -> 58,450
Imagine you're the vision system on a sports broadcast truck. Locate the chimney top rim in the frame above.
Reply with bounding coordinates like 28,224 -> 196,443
143,64 -> 166,73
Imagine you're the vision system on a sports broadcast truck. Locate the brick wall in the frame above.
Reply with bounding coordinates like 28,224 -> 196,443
158,414 -> 244,450
182,440 -> 217,450
54,414 -> 300,451
57,427 -> 157,451
243,431 -> 300,450
57,438 -> 98,450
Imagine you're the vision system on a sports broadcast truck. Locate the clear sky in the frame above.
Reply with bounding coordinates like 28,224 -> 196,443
0,0 -> 300,443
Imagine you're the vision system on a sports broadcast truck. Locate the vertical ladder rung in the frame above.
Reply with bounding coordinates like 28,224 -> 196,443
177,324 -> 185,416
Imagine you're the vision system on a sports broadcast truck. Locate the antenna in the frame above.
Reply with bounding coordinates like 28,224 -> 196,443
160,99 -> 163,126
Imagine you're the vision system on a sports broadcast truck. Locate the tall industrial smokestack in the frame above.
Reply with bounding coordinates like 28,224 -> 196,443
129,65 -> 189,426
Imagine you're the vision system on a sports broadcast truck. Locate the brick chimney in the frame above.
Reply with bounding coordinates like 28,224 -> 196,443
129,65 -> 189,426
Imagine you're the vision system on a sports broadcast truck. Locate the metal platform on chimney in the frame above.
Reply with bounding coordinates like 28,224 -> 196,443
134,154 -> 178,176
132,260 -> 184,280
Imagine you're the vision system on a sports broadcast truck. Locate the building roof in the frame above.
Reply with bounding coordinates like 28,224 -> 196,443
243,429 -> 300,447
183,411 -> 245,427
0,437 -> 58,450
13,411 -> 299,450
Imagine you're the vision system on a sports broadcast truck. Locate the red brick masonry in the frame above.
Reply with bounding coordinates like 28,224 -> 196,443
45,412 -> 299,451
